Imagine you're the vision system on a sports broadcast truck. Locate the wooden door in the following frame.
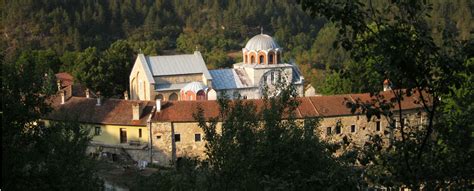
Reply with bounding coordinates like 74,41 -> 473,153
120,128 -> 127,143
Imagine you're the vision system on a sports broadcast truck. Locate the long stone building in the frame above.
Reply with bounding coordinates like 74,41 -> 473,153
45,80 -> 427,165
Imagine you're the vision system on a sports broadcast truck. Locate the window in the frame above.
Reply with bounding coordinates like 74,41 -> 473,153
156,135 -> 161,139
195,134 -> 201,142
326,127 -> 332,136
38,121 -> 46,128
94,126 -> 101,136
269,53 -> 274,64
351,125 -> 356,133
197,90 -> 206,100
174,134 -> 181,142
259,55 -> 264,64
376,121 -> 381,131
138,128 -> 142,138
169,93 -> 178,101
251,56 -> 255,64
155,94 -> 163,101
243,95 -> 248,99
335,126 -> 341,134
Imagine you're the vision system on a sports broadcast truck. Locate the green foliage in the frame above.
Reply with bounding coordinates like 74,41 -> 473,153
300,0 -> 473,188
74,40 -> 135,97
318,70 -> 352,95
134,83 -> 360,190
192,82 -> 359,189
311,23 -> 350,70
2,53 -> 102,190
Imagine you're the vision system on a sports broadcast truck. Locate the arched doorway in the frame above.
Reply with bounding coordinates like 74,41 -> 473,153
196,90 -> 206,100
169,93 -> 178,101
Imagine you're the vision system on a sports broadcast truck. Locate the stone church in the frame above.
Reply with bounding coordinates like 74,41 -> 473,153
129,33 -> 305,101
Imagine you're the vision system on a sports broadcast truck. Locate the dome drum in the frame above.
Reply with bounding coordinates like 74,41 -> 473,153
242,34 -> 282,65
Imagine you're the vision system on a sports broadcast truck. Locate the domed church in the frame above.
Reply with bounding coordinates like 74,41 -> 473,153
129,33 -> 305,101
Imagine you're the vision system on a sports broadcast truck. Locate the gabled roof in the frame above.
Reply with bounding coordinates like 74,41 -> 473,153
146,51 -> 212,79
136,54 -> 156,84
45,96 -> 154,126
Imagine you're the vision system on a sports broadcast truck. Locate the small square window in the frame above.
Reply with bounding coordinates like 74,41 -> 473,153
94,126 -> 101,136
326,127 -> 332,136
174,134 -> 181,142
138,129 -> 142,138
195,134 -> 201,142
335,126 -> 341,134
351,125 -> 356,133
156,135 -> 161,139
376,121 -> 381,131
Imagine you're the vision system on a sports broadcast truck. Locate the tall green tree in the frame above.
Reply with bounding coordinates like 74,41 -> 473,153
300,0 -> 473,188
74,40 -> 135,97
2,52 -> 102,190
193,80 -> 359,190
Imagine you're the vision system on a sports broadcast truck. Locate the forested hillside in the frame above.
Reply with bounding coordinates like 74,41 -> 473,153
1,0 -> 472,95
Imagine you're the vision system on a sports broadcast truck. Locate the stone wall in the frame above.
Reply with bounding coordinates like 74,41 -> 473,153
155,73 -> 203,84
101,109 -> 425,167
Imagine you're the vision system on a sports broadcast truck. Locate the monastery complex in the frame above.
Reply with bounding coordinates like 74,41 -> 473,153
44,33 -> 428,166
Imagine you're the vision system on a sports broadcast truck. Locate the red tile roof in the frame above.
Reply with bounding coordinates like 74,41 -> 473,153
45,90 -> 428,124
55,72 -> 74,87
45,95 -> 154,126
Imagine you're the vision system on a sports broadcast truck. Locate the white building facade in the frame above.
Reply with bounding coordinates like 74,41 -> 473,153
130,33 -> 305,101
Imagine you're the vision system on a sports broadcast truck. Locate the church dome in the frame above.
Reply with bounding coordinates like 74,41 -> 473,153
181,82 -> 207,93
244,34 -> 280,51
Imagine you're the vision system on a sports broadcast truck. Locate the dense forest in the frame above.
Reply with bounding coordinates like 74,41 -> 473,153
1,0 -> 472,95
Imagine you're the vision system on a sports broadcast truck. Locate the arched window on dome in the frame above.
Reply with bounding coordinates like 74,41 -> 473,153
268,52 -> 274,64
259,55 -> 264,64
251,56 -> 255,64
196,90 -> 206,100
169,93 -> 178,101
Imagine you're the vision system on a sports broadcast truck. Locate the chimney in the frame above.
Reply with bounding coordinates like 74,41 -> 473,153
156,99 -> 161,112
124,91 -> 129,100
96,92 -> 101,106
57,80 -> 62,91
383,79 -> 391,91
132,102 -> 142,120
60,90 -> 65,104
85,88 -> 90,98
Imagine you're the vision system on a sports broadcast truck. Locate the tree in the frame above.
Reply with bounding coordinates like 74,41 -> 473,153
193,79 -> 359,190
2,52 -> 102,190
300,0 -> 473,188
74,40 -> 135,97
